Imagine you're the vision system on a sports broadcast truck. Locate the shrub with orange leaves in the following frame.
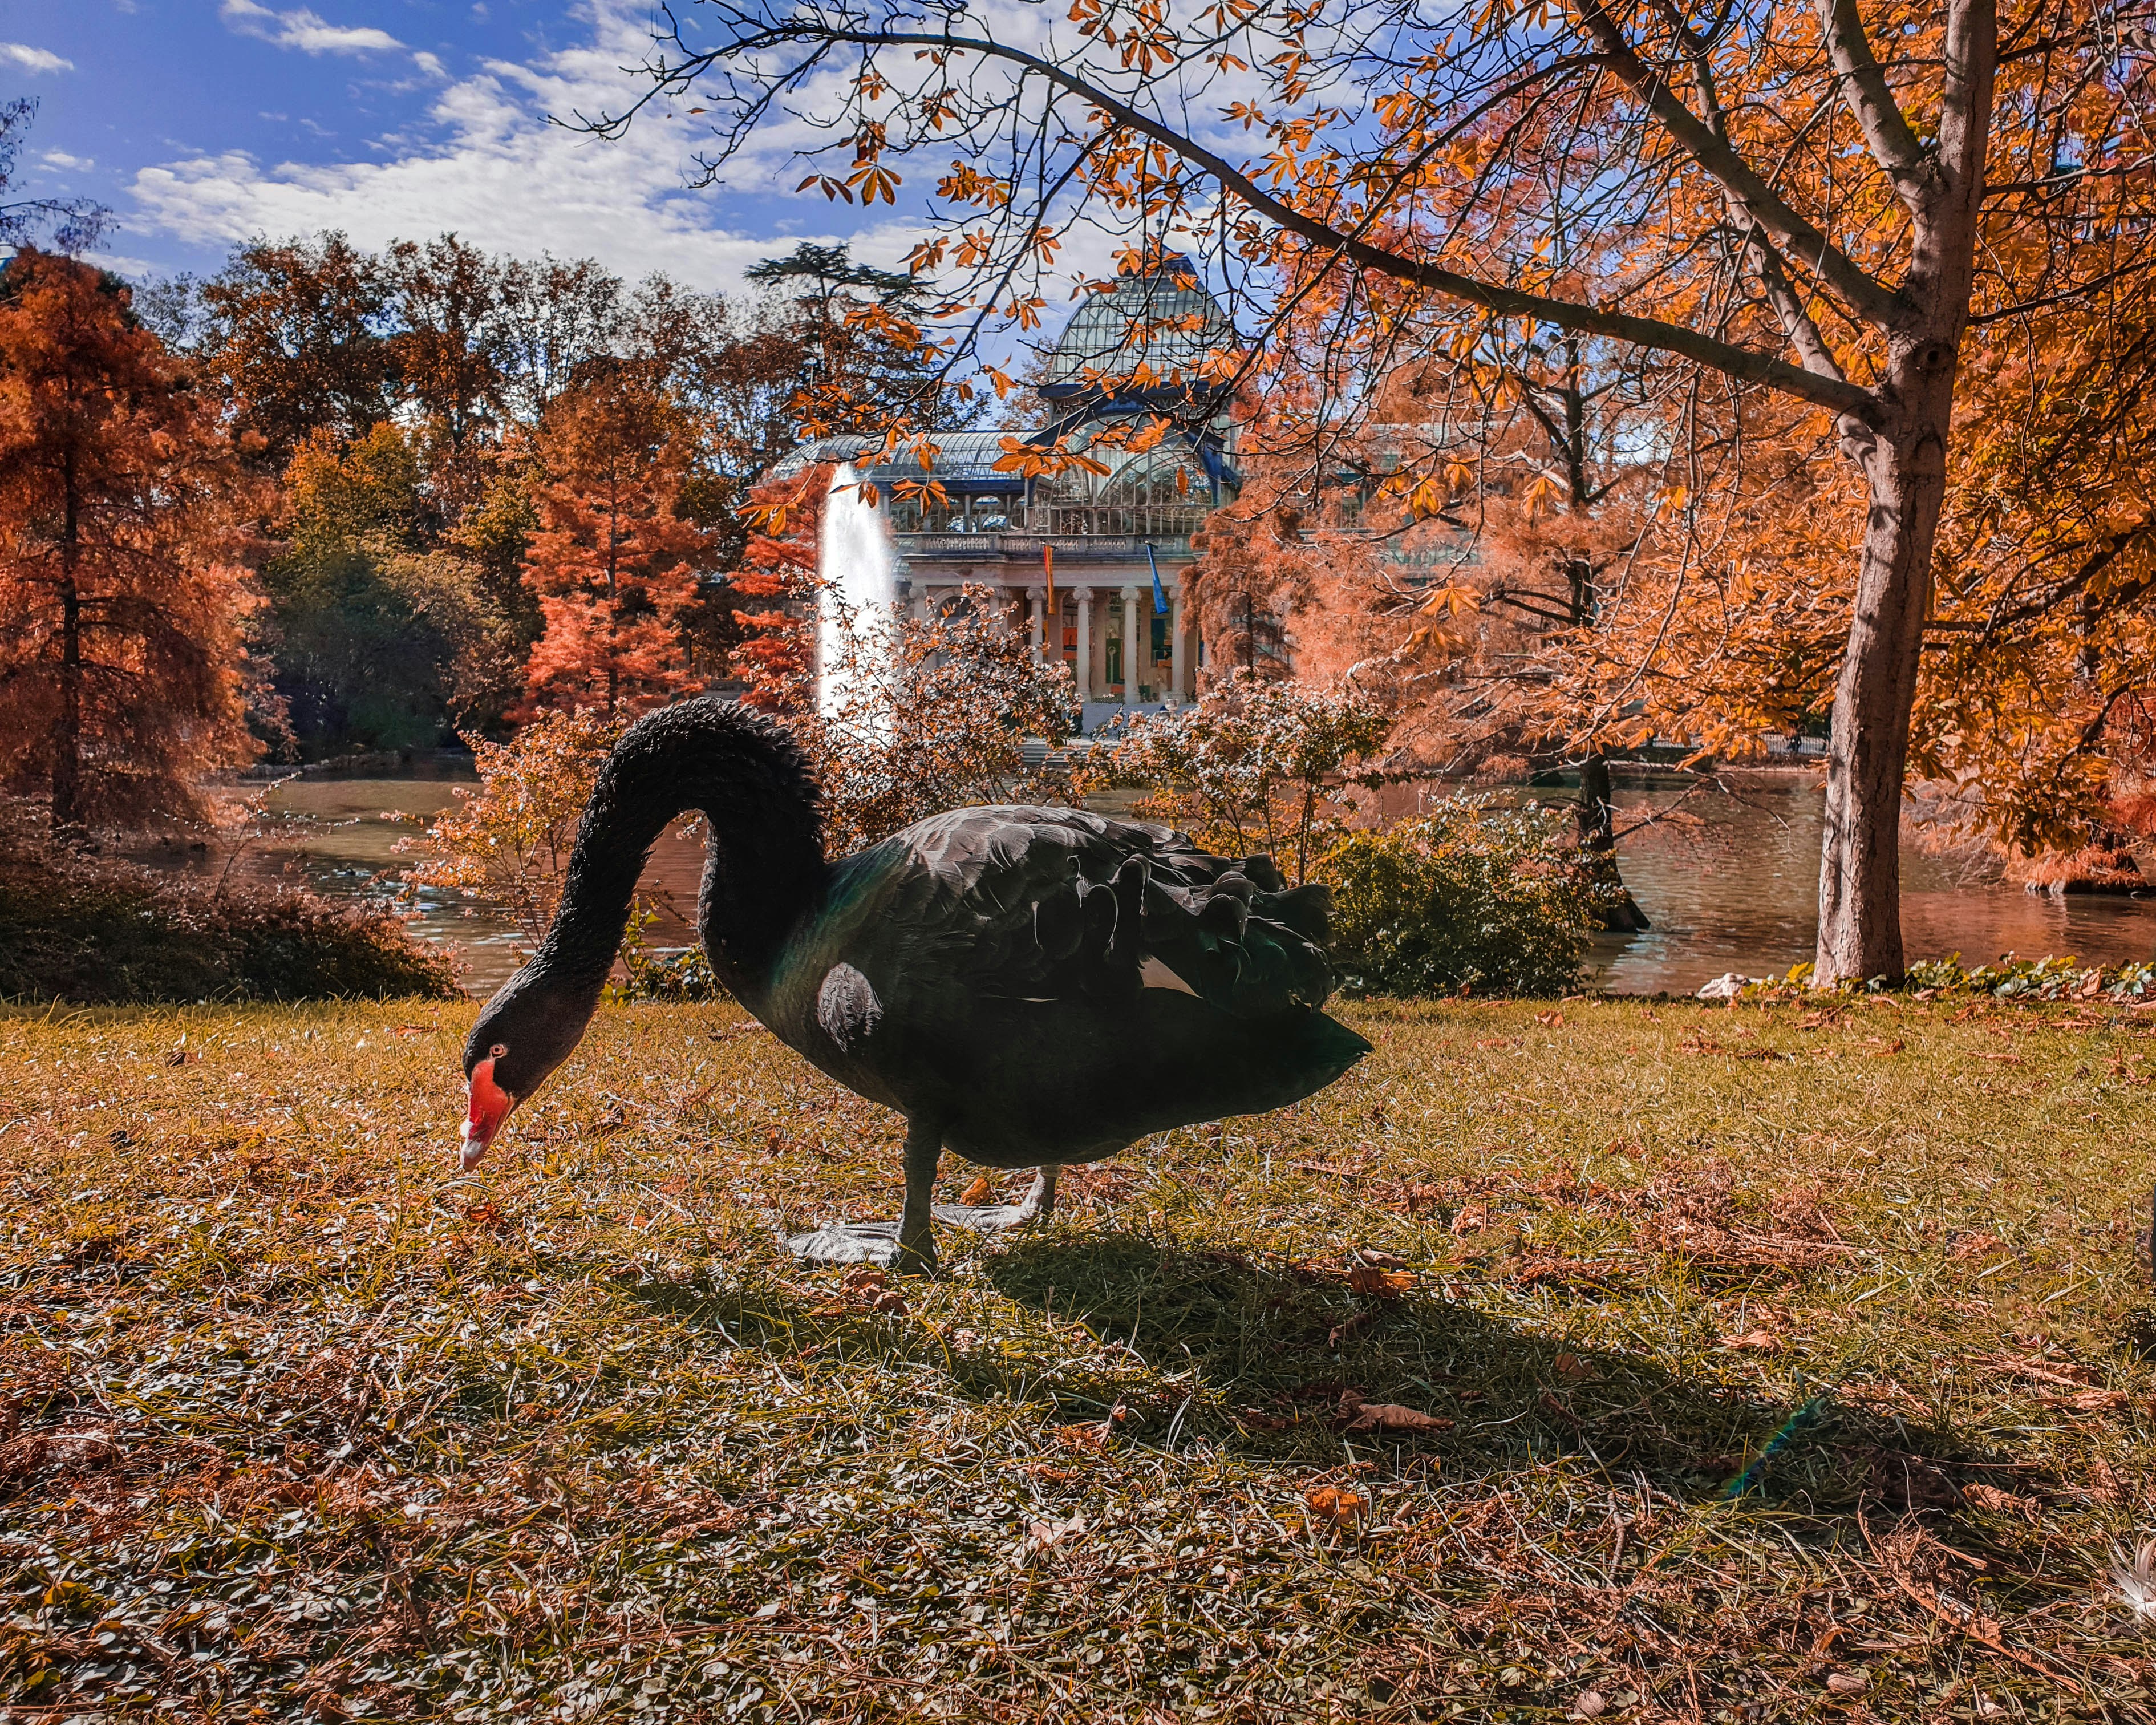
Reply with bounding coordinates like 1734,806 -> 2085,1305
805,583 -> 1085,854
1108,670 -> 1391,884
401,709 -> 622,946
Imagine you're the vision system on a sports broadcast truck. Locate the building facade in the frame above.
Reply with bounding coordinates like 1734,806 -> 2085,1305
774,257 -> 1238,730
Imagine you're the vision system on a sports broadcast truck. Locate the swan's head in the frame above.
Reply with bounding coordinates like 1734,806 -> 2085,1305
458,973 -> 590,1170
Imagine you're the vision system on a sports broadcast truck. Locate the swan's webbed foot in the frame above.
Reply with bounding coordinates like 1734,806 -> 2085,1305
786,1119 -> 945,1274
785,1219 -> 913,1269
933,1165 -> 1059,1234
785,1218 -> 938,1273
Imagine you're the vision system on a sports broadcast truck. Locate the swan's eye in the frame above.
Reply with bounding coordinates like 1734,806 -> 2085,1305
489,1043 -> 506,1059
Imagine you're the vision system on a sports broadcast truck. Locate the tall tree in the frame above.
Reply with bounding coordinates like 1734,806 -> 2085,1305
268,423 -> 529,751
0,251 -> 261,831
521,367 -> 720,716
745,241 -> 979,440
631,273 -> 804,491
385,234 -> 511,463
198,233 -> 399,467
600,0 -> 2156,982
492,255 -> 626,423
1913,297 -> 2156,851
730,465 -> 829,711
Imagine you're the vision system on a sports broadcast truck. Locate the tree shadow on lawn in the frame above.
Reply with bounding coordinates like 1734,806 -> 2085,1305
638,1226 -> 2012,1515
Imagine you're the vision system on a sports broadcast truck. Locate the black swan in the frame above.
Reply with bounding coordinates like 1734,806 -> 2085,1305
457,698 -> 1372,1272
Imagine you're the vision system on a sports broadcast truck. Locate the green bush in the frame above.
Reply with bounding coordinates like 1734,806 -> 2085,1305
611,902 -> 729,1003
0,825 -> 460,1003
1319,799 -> 1617,998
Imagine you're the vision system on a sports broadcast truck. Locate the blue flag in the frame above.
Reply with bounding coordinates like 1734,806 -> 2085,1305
1145,542 -> 1168,614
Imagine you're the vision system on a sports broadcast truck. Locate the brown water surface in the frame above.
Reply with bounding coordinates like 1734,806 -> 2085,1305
174,764 -> 2156,997
150,762 -> 707,997
1587,778 -> 2156,993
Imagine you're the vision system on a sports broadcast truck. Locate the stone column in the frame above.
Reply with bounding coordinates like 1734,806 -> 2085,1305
1121,584 -> 1143,702
1029,592 -> 1045,661
1074,588 -> 1094,702
1169,588 -> 1187,703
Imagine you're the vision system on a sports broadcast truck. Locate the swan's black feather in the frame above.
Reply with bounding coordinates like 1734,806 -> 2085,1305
861,805 -> 1335,1017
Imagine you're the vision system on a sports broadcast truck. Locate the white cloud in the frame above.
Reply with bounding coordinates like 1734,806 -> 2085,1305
0,43 -> 74,74
85,248 -> 164,280
129,5 -> 918,293
220,1 -> 404,56
40,150 -> 94,171
129,0 -> 1228,338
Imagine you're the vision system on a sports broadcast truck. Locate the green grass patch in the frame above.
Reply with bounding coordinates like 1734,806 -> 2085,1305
2,995 -> 2153,1720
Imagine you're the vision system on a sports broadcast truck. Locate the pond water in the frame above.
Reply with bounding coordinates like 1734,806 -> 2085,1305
187,763 -> 2156,998
1586,778 -> 2156,994
152,763 -> 707,998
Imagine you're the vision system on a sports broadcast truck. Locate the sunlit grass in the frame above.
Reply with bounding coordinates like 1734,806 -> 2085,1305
3,993 -> 2153,1720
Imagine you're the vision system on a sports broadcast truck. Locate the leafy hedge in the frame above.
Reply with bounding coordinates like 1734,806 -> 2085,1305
611,903 -> 728,1003
1320,799 -> 1619,998
1744,953 -> 2156,1002
0,834 -> 459,1004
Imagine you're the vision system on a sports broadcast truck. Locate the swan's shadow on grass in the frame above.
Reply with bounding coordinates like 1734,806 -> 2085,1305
636,1227 -> 1993,1508
975,1230 -> 1991,1505
979,1230 -> 1744,1479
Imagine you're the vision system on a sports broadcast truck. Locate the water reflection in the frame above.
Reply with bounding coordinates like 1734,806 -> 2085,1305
141,762 -> 709,997
163,765 -> 2156,998
1589,778 -> 2156,993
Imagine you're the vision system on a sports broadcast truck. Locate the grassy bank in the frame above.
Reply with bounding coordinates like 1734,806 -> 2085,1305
0,832 -> 460,1005
2,996 -> 2153,1721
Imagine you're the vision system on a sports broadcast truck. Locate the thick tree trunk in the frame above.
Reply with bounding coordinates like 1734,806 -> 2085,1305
1809,0 -> 1991,984
50,455 -> 83,837
1814,351 -> 1958,984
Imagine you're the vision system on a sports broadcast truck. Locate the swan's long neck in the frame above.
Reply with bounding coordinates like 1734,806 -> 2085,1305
531,699 -> 826,1001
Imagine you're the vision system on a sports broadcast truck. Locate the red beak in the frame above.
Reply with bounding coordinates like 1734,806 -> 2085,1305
460,1056 -> 515,1170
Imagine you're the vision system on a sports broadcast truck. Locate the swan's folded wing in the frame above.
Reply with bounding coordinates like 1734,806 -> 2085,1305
882,806 -> 1336,1017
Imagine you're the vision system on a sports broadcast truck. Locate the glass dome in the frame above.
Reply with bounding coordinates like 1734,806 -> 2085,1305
1030,440 -> 1218,538
1040,256 -> 1233,399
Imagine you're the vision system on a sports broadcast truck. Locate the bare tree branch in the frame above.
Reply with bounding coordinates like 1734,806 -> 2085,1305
1575,0 -> 1910,332
613,21 -> 1886,422
1818,0 -> 1934,212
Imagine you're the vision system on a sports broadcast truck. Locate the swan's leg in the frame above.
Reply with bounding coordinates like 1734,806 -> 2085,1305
1020,1164 -> 1058,1224
894,1116 -> 941,1275
783,1116 -> 941,1273
935,1164 -> 1060,1233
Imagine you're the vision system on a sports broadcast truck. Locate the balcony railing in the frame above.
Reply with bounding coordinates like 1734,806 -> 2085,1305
895,531 -> 1194,561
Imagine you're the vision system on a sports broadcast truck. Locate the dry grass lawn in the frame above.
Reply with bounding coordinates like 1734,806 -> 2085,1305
2,993 -> 2154,1721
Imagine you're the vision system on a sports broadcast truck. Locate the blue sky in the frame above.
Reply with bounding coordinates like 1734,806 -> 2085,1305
7,1 -> 936,291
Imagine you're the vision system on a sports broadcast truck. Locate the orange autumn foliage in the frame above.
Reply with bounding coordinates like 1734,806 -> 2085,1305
729,464 -> 829,712
617,0 -> 2156,981
0,249 -> 264,831
520,366 -> 719,718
